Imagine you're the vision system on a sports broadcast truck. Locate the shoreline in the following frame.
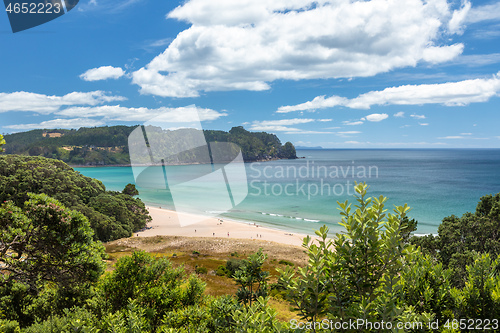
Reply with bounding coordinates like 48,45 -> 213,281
138,206 -> 315,247
70,157 -> 299,168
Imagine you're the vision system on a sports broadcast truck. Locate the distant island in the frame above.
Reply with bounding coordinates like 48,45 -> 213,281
2,125 -> 297,166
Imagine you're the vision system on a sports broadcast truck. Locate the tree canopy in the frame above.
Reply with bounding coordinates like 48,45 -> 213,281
3,125 -> 297,165
0,134 -> 5,152
412,191 -> 500,287
0,155 -> 151,242
0,193 -> 106,290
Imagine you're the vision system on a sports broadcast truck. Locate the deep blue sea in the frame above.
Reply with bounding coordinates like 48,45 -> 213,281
75,149 -> 500,236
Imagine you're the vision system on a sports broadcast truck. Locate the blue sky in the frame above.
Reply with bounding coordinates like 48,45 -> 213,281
1,0 -> 500,148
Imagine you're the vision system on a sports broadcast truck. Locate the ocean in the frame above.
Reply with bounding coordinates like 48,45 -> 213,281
75,149 -> 500,236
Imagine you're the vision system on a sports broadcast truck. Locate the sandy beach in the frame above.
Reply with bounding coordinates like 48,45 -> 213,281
137,206 -> 314,247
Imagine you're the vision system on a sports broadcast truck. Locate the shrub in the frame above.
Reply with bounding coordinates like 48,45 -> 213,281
216,265 -> 229,276
226,259 -> 244,277
195,266 -> 208,274
278,260 -> 294,267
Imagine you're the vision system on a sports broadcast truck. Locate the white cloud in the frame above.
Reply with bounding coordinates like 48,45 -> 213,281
366,113 -> 389,122
338,131 -> 361,134
343,121 -> 364,126
57,105 -> 227,122
80,66 -> 125,81
410,114 -> 426,119
438,135 -> 464,139
133,0 -> 464,97
278,72 -> 500,111
5,118 -> 105,130
318,119 -> 332,122
249,118 -> 332,133
466,2 -> 500,24
285,130 -> 333,134
419,123 -> 429,126
448,0 -> 471,34
394,111 -> 405,118
0,91 -> 126,114
460,132 -> 472,135
277,96 -> 347,113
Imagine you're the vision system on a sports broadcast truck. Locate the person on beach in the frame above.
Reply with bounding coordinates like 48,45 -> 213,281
227,232 -> 229,237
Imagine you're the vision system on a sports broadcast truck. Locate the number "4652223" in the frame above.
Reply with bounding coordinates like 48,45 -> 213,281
5,2 -> 62,14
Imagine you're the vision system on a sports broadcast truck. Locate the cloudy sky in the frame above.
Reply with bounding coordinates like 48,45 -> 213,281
1,0 -> 500,148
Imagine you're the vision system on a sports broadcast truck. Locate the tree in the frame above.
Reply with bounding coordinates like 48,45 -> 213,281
123,183 -> 139,196
281,142 -> 296,159
0,155 -> 151,242
0,194 -> 106,325
233,248 -> 270,307
99,250 -> 205,328
0,194 -> 105,290
0,134 -> 5,152
279,182 -> 413,329
412,191 -> 500,287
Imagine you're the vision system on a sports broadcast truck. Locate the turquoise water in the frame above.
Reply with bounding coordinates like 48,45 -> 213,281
75,149 -> 500,236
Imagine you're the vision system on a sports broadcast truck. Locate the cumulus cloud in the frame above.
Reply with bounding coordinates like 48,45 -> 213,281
448,0 -> 471,34
5,118 -> 105,130
133,0 -> 465,97
277,72 -> 500,112
365,113 -> 389,122
394,112 -> 405,117
0,91 -> 126,114
57,105 -> 227,123
80,66 -> 125,81
249,118 -> 332,133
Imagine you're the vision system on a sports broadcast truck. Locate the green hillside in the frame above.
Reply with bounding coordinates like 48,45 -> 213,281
2,125 -> 297,165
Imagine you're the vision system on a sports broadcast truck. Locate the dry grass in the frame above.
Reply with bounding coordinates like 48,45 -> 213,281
104,235 -> 309,321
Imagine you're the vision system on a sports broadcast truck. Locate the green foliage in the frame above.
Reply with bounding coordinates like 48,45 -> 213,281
282,142 -> 296,160
98,251 -> 206,328
0,155 -> 150,241
414,191 -> 500,287
452,253 -> 500,319
0,194 -> 105,288
278,259 -> 294,267
4,125 -> 297,165
231,297 -> 289,333
216,265 -> 228,276
278,182 -> 413,329
225,258 -> 244,277
21,307 -> 97,333
123,183 -> 139,196
233,249 -> 270,307
398,249 -> 454,322
0,134 -> 5,153
0,194 -> 105,325
0,319 -> 21,333
195,266 -> 208,274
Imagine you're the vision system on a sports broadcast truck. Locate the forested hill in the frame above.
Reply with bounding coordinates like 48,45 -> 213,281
2,125 -> 297,166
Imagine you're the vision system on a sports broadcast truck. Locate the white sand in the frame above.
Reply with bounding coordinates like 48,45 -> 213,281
137,206 -> 316,247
